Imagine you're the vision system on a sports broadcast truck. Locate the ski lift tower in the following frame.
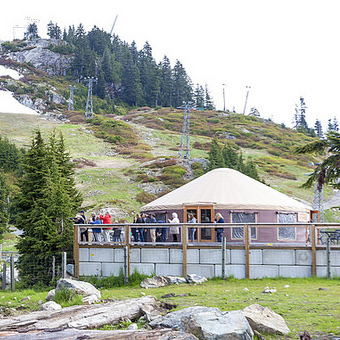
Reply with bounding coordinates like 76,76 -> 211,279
68,85 -> 76,111
84,77 -> 97,119
178,102 -> 193,160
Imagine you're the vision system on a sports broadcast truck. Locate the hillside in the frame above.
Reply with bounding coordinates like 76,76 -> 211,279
1,39 -> 340,223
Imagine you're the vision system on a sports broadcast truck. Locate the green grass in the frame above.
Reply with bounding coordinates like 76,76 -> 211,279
0,277 -> 338,338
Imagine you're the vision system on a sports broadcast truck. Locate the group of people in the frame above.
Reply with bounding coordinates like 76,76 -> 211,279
73,210 -> 116,243
132,213 -> 164,242
73,209 -> 226,243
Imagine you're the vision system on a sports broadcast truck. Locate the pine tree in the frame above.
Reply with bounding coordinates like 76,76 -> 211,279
208,139 -> 224,170
314,119 -> 323,138
204,85 -> 215,110
15,131 -> 82,286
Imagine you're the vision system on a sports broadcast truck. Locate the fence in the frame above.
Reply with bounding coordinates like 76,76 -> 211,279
74,223 -> 340,280
0,251 -> 73,291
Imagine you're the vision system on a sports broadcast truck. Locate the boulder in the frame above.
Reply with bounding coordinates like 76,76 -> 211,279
82,294 -> 100,305
242,304 -> 291,335
149,306 -> 221,330
40,301 -> 62,311
186,274 -> 207,284
140,275 -> 170,288
182,310 -> 253,340
150,306 -> 253,339
56,278 -> 101,299
46,289 -> 55,301
166,276 -> 187,285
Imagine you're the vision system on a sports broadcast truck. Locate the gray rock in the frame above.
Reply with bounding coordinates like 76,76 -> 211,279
46,289 -> 56,301
186,274 -> 207,284
150,306 -> 253,340
140,275 -> 170,289
166,276 -> 187,285
66,264 -> 74,276
182,310 -> 253,340
82,294 -> 100,305
127,323 -> 138,330
262,286 -> 277,293
56,278 -> 101,299
242,304 -> 291,335
40,301 -> 62,311
149,306 -> 220,330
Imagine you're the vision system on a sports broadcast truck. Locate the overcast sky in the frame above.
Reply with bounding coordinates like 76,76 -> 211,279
1,0 -> 339,130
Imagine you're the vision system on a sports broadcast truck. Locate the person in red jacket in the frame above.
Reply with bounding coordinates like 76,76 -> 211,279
99,211 -> 112,242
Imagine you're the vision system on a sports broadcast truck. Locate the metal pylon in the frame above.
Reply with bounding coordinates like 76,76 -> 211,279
85,77 -> 96,119
68,85 -> 76,111
178,102 -> 192,160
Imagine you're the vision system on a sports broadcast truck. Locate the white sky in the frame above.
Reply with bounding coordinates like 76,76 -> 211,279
1,0 -> 339,129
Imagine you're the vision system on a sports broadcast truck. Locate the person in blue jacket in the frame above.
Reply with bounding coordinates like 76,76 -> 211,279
91,216 -> 102,242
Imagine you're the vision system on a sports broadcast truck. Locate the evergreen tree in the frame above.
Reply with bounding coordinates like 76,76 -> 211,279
332,117 -> 339,132
204,85 -> 215,110
25,23 -> 39,40
172,60 -> 193,107
208,139 -> 224,170
194,84 -> 205,109
15,131 -> 82,286
314,119 -> 323,139
0,172 -> 9,240
159,56 -> 173,107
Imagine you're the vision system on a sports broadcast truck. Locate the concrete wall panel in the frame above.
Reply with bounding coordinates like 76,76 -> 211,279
200,249 -> 222,264
295,250 -> 312,265
279,265 -> 312,278
141,248 -> 169,263
102,263 -> 124,277
187,264 -> 215,278
230,250 -> 245,264
263,249 -> 295,265
79,262 -> 101,276
79,248 -> 89,262
249,250 -> 263,265
130,248 -> 141,263
114,248 -> 125,263
170,249 -> 183,264
225,264 -> 245,279
187,249 -> 200,263
130,263 -> 155,276
250,265 -> 278,279
155,263 -> 183,276
89,248 -> 114,262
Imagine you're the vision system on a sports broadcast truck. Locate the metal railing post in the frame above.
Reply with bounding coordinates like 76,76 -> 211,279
222,236 -> 226,279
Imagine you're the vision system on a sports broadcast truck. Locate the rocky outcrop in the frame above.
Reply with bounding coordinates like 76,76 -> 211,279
7,39 -> 73,76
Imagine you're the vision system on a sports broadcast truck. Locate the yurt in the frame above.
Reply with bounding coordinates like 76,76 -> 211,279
140,168 -> 312,243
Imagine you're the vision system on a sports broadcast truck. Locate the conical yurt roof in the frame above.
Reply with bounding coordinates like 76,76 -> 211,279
140,168 -> 311,212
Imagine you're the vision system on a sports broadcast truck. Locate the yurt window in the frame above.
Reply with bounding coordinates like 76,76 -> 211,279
231,212 -> 257,240
277,213 -> 296,240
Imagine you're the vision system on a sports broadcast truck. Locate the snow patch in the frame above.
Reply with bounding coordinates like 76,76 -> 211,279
0,65 -> 21,80
0,90 -> 38,115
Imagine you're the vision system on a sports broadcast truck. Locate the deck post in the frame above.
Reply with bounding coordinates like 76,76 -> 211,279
125,224 -> 131,278
182,224 -> 187,278
73,225 -> 79,278
311,224 -> 317,276
244,225 -> 250,279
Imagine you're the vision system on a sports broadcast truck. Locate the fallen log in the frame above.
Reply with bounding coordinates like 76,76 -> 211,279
0,296 -> 167,332
0,328 -> 198,339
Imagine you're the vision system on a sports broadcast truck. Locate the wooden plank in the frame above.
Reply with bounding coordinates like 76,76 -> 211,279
244,225 -> 250,279
182,224 -> 188,278
73,225 -> 79,278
